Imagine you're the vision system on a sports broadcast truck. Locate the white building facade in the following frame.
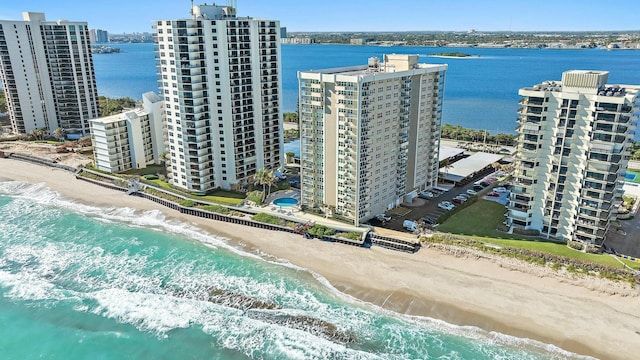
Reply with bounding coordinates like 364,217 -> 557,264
0,12 -> 99,136
508,70 -> 639,244
90,92 -> 164,173
154,3 -> 283,192
299,55 -> 447,225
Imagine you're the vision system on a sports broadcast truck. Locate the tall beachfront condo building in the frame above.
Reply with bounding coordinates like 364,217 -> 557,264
89,92 -> 164,173
154,3 -> 283,192
298,55 -> 447,225
508,70 -> 639,245
0,12 -> 99,137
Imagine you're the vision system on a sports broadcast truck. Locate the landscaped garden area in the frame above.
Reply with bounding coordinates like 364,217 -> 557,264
437,199 -> 640,271
437,199 -> 532,240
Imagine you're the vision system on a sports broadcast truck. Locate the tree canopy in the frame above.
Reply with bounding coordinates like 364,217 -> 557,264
98,96 -> 137,116
441,124 -> 515,146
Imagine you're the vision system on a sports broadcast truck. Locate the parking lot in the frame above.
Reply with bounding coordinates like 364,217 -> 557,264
605,211 -> 640,258
369,171 -> 509,233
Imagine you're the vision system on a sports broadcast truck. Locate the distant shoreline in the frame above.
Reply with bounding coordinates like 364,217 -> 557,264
427,54 -> 480,59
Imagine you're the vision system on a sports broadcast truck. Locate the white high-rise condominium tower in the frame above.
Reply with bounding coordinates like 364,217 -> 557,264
0,12 -> 99,136
298,55 -> 447,225
508,70 -> 639,245
154,3 -> 283,192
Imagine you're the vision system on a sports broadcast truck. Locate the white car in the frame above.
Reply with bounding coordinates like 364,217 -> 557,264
403,220 -> 418,232
438,201 -> 455,211
376,214 -> 391,222
419,191 -> 434,199
466,189 -> 477,195
493,187 -> 508,193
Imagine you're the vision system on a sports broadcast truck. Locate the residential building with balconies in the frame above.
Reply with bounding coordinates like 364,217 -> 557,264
298,55 -> 447,225
0,12 -> 99,137
89,92 -> 164,173
508,70 -> 639,245
154,3 -> 283,192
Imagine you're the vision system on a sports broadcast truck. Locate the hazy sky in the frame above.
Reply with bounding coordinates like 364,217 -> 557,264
0,0 -> 637,33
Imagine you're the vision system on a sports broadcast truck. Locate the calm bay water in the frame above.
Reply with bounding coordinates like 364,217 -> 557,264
0,181 -> 587,359
94,43 -> 640,133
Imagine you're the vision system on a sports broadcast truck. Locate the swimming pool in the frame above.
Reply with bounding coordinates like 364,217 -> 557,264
273,197 -> 299,207
625,173 -> 637,181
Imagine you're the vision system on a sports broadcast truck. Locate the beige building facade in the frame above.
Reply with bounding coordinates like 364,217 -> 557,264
299,55 -> 447,225
155,3 -> 283,192
508,70 -> 639,244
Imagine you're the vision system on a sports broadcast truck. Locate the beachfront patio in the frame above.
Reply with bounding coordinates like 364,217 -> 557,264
264,189 -> 301,215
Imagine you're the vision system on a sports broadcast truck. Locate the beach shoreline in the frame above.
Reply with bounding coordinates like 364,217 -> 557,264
2,158 -> 639,359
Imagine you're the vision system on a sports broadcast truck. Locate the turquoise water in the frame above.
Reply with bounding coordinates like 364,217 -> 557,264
273,197 -> 299,207
93,43 -> 640,134
0,181 -> 587,359
625,173 -> 636,181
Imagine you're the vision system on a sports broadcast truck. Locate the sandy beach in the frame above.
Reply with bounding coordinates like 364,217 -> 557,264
2,158 -> 639,359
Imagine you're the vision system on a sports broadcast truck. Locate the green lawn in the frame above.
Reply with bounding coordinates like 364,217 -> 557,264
438,199 -> 532,240
148,179 -> 173,191
146,179 -> 245,206
191,190 -> 245,206
122,164 -> 166,176
437,200 -> 640,270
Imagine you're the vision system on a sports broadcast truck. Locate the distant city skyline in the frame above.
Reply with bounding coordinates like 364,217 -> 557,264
0,0 -> 638,34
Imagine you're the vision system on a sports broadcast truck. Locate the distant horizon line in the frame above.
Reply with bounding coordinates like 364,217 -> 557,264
104,29 -> 640,35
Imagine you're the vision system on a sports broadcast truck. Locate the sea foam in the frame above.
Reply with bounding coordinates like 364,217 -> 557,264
0,180 -> 590,359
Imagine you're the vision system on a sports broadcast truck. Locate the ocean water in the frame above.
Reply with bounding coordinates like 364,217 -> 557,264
93,43 -> 640,133
0,180 -> 588,359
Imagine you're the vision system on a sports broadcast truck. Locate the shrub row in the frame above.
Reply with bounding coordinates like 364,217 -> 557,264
337,232 -> 362,241
252,212 -> 284,226
308,224 -> 336,237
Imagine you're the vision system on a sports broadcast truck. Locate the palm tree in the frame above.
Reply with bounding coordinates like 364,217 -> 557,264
440,158 -> 451,175
253,169 -> 269,202
53,127 -> 66,141
30,128 -> 45,141
264,171 -> 277,199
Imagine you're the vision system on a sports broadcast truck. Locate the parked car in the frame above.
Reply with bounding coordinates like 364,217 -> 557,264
419,191 -> 434,199
485,178 -> 497,184
466,189 -> 477,195
480,181 -> 491,187
452,198 -> 464,204
376,214 -> 391,222
493,187 -> 508,193
487,191 -> 500,197
457,193 -> 471,200
438,201 -> 455,211
472,184 -> 485,191
422,216 -> 437,225
403,220 -> 418,232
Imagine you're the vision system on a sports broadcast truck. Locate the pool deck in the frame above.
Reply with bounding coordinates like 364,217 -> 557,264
247,189 -> 366,233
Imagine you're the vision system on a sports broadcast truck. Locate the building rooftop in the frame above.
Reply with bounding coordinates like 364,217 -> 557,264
89,108 -> 146,125
302,55 -> 446,78
440,152 -> 504,183
521,70 -> 640,97
439,146 -> 465,162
